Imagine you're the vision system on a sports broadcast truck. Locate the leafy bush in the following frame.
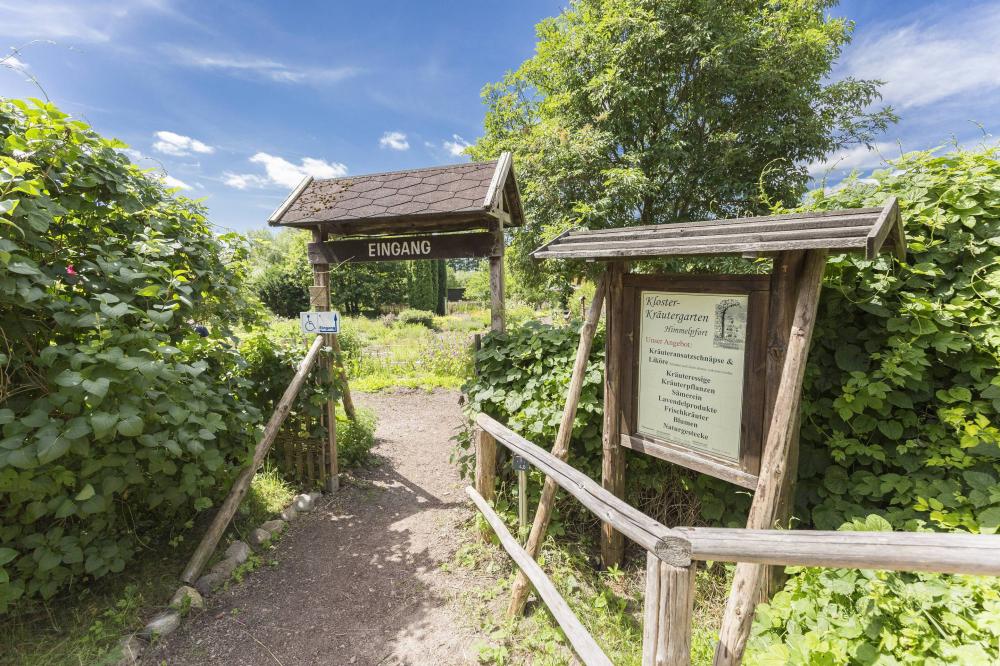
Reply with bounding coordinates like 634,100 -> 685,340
748,517 -> 1000,665
790,145 -> 1000,534
398,309 -> 436,328
253,263 -> 310,318
337,406 -> 377,467
0,99 -> 260,610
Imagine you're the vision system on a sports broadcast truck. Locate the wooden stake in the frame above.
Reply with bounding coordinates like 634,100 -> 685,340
475,428 -> 497,541
601,262 -> 627,568
655,561 -> 696,666
714,250 -> 828,666
642,552 -> 662,666
506,275 -> 608,617
181,334 -> 325,584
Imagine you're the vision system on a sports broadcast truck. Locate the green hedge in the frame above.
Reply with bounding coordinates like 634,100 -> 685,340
0,100 -> 262,610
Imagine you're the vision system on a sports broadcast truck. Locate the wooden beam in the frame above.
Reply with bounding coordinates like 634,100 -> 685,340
182,335 -> 325,584
507,275 -> 609,618
489,221 -> 505,332
621,434 -> 758,491
476,413 -> 691,566
279,213 -> 493,236
677,527 -> 1000,576
763,251 -> 806,598
601,262 -> 627,568
533,235 -> 868,260
714,250 -> 828,666
466,487 -> 614,666
865,196 -> 903,260
654,560 -> 696,666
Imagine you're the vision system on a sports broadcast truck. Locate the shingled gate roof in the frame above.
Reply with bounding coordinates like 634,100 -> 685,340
268,152 -> 523,233
532,198 -> 904,262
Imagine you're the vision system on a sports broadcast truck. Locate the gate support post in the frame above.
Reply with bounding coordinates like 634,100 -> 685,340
601,261 -> 627,568
489,219 -> 505,332
714,250 -> 828,666
311,229 -> 339,491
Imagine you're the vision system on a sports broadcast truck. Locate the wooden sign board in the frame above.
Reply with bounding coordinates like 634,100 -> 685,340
619,274 -> 769,489
308,232 -> 496,264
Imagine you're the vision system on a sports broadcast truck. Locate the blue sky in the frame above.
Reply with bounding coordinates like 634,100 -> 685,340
1,1 -> 998,233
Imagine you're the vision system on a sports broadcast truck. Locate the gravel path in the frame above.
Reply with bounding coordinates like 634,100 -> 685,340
145,389 -> 484,665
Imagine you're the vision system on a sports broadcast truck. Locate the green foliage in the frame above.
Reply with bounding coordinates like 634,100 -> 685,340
247,230 -> 311,318
407,260 -> 438,311
330,260 -> 409,315
337,406 -> 377,468
787,145 -> 1000,534
0,99 -> 261,610
397,308 -> 436,328
436,259 -> 447,315
470,0 -> 895,303
748,518 -> 1000,665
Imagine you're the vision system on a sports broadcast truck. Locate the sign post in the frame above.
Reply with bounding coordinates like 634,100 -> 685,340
513,455 -> 530,541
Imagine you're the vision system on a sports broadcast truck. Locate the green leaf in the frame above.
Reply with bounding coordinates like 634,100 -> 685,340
53,370 -> 83,387
82,377 -> 111,398
75,484 -> 95,501
90,412 -> 118,439
116,415 -> 144,437
0,548 -> 17,566
977,507 -> 1000,534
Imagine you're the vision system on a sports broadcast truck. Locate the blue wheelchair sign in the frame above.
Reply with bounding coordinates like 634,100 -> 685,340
300,311 -> 340,335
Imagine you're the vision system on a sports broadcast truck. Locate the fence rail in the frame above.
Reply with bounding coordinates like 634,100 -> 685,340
471,412 -> 1000,665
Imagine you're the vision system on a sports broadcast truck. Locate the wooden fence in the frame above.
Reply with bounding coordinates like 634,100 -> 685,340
471,412 -> 1000,666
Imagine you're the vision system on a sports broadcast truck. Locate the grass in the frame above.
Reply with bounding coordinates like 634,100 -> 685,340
0,468 -> 296,666
453,526 -> 730,665
339,310 -> 483,391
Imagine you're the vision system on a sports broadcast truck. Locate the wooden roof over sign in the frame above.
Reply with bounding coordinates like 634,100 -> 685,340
267,151 -> 524,236
532,198 -> 904,261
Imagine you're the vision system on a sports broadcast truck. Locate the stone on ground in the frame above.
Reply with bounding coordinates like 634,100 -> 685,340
293,493 -> 314,513
140,611 -> 181,640
194,571 -> 226,596
224,540 -> 251,564
280,506 -> 298,521
114,634 -> 146,665
169,585 -> 205,611
248,527 -> 271,547
259,519 -> 286,535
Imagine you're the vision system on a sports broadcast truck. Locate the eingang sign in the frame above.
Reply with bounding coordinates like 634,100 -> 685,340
620,274 -> 769,485
308,231 -> 496,264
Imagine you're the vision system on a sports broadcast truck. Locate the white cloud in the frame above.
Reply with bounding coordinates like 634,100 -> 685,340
443,134 -> 471,157
159,174 -> 192,190
223,153 -> 347,190
1,55 -> 28,72
841,5 -> 1000,109
152,130 -> 214,157
0,0 -> 174,42
165,46 -> 358,84
807,142 -> 896,177
223,172 -> 270,190
379,131 -> 409,151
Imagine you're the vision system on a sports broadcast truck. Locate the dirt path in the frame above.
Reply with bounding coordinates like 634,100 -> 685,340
146,389 -> 485,665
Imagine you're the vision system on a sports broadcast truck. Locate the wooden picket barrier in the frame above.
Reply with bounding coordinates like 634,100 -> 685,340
471,412 -> 1000,666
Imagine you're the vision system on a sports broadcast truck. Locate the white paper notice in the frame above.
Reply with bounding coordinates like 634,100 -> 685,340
635,291 -> 748,462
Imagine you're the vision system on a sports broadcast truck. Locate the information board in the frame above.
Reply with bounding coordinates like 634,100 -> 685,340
635,291 -> 748,462
619,274 -> 769,486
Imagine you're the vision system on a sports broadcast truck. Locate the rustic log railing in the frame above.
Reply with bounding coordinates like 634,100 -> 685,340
471,412 -> 1000,666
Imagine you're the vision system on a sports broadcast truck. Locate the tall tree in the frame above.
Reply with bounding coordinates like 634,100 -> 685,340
470,0 -> 895,301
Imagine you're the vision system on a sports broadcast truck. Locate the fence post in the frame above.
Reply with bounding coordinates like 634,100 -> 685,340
475,428 -> 497,539
656,561 -> 695,665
